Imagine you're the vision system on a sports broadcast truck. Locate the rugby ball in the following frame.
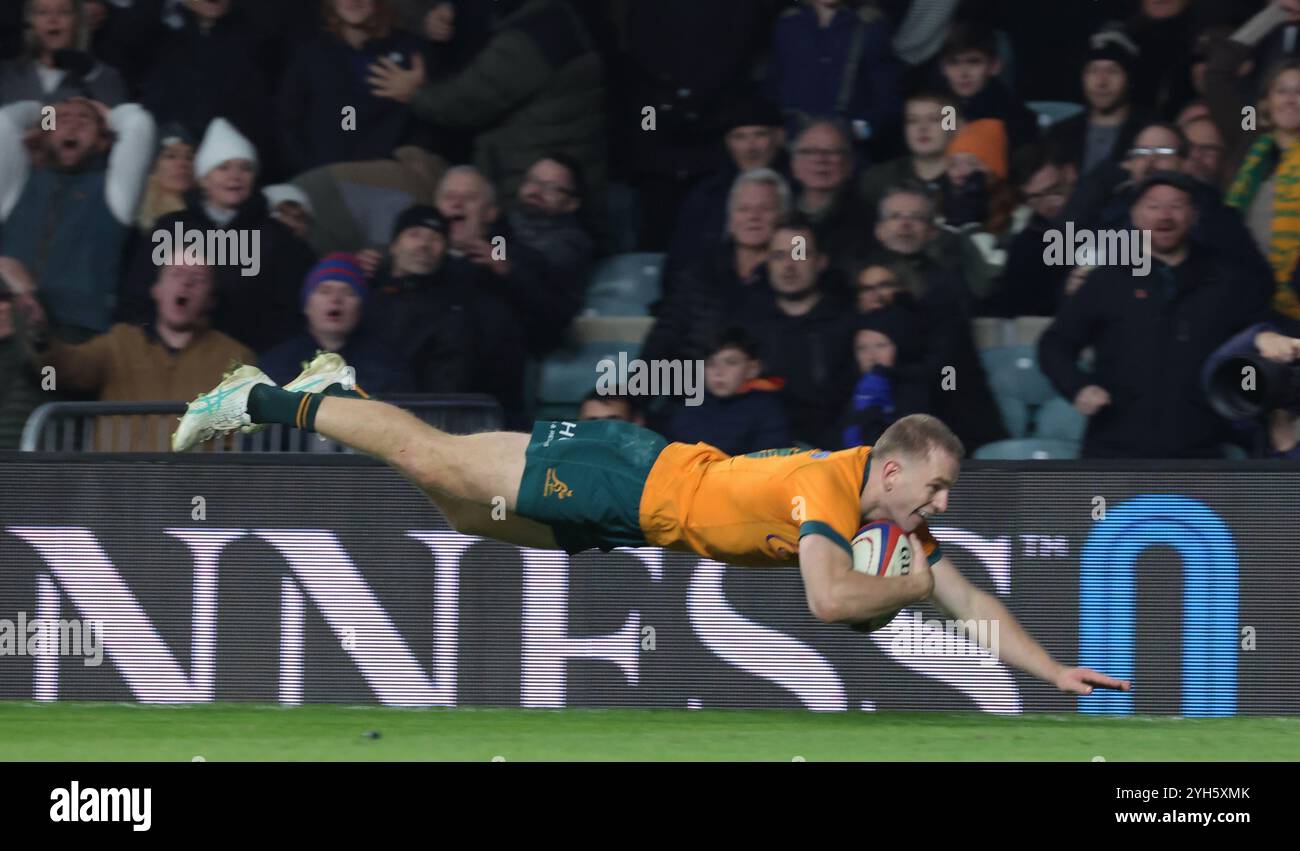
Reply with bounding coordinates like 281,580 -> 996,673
850,521 -> 912,632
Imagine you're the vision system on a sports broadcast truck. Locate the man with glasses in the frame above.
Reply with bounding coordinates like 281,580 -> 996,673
861,183 -> 1008,452
1180,116 -> 1227,185
991,144 -> 1078,317
435,164 -> 580,361
790,118 -> 872,282
508,153 -> 595,319
1060,122 -> 1273,297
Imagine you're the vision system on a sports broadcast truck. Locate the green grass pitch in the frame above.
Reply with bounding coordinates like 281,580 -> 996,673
2,702 -> 1298,761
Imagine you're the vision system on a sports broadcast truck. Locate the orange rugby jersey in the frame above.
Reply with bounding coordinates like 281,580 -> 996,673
637,443 -> 942,568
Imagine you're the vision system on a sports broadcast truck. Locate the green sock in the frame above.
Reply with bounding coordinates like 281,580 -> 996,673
247,385 -> 327,432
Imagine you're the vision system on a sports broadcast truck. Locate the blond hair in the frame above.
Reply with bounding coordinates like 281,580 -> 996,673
873,414 -> 966,463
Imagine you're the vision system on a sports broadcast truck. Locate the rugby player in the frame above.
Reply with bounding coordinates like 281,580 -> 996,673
172,359 -> 1129,696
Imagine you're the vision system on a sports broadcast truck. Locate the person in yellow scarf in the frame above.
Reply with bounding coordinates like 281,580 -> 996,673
1225,62 -> 1300,321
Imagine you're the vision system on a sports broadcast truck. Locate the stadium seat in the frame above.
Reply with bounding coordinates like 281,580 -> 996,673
1012,315 -> 1053,347
972,317 -> 1011,351
989,353 -> 1058,408
1035,397 -> 1087,442
536,341 -> 642,412
568,315 -> 655,346
1026,101 -> 1085,129
996,395 -> 1031,439
978,344 -> 1034,377
583,252 -> 665,316
973,438 -> 1081,460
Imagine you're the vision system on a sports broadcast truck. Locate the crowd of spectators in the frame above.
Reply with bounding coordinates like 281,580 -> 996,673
1,0 -> 1299,459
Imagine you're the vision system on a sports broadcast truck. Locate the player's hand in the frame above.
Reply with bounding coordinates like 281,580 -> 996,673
905,533 -> 934,602
1074,385 -> 1111,416
367,53 -> 426,104
424,2 -> 455,43
1055,666 -> 1131,695
1254,330 -> 1300,363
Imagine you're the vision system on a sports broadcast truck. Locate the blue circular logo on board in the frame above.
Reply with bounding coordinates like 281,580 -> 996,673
810,451 -> 830,458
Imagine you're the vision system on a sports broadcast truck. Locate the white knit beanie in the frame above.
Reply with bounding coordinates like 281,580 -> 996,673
194,118 -> 258,179
263,184 -> 315,217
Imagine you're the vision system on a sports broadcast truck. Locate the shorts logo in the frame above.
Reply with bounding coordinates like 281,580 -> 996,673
542,468 -> 573,500
542,421 -> 578,448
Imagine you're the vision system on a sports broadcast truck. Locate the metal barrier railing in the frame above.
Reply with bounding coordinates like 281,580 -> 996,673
19,394 -> 504,452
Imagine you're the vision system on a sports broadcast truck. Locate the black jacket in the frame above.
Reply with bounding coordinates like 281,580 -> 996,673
1047,108 -> 1154,177
1059,161 -> 1275,303
277,31 -> 429,175
663,386 -> 794,455
140,7 -> 279,180
362,256 -> 529,425
118,191 -> 317,354
738,280 -> 859,447
867,249 -> 1009,450
1037,246 -> 1269,458
987,213 -> 1070,318
642,239 -> 767,365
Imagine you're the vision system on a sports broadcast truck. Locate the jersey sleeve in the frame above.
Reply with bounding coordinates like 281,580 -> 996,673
790,466 -> 861,558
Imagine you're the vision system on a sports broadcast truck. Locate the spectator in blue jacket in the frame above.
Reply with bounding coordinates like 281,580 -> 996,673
837,303 -> 927,448
765,0 -> 902,162
259,252 -> 413,394
663,326 -> 793,455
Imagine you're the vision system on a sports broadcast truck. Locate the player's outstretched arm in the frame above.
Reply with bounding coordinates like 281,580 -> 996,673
798,533 -> 932,624
929,557 -> 1131,695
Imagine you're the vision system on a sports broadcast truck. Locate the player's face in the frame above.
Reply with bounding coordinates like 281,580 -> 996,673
305,279 -> 362,337
881,450 -> 959,532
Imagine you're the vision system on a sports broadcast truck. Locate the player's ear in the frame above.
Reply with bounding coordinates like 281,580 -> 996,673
744,358 -> 760,380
